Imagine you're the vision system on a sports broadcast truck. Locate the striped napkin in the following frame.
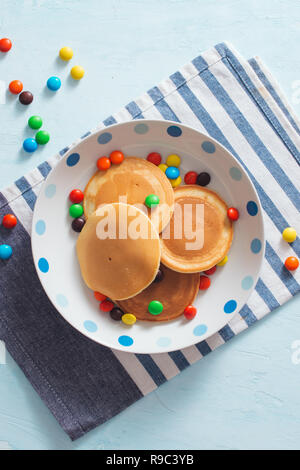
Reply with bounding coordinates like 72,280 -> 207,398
0,42 -> 299,440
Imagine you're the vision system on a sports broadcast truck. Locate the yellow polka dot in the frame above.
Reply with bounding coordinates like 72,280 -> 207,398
59,46 -> 73,61
217,255 -> 228,266
282,227 -> 297,243
158,163 -> 168,173
166,154 -> 181,167
171,175 -> 182,188
122,313 -> 136,325
71,65 -> 85,80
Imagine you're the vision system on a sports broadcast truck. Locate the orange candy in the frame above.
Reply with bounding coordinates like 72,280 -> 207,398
184,305 -> 197,320
9,80 -> 23,95
2,214 -> 17,229
94,291 -> 107,302
199,275 -> 211,290
284,256 -> 299,271
97,156 -> 111,171
110,150 -> 124,165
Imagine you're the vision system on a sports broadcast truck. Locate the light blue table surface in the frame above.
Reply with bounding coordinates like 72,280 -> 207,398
1,0 -> 300,450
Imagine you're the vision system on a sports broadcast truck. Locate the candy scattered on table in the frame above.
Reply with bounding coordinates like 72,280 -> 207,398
0,244 -> 13,260
145,194 -> 160,208
147,152 -> 162,166
59,46 -> 73,61
122,313 -> 136,325
0,38 -> 12,52
184,305 -> 197,320
184,171 -> 198,185
47,76 -> 61,91
69,189 -> 84,204
9,80 -> 23,95
69,204 -> 84,218
165,166 -> 180,180
148,300 -> 163,315
158,163 -> 168,173
166,154 -> 181,167
199,275 -> 211,290
170,175 -> 182,188
217,255 -> 228,266
28,115 -> 43,130
100,299 -> 114,312
35,130 -> 50,145
70,65 -> 85,80
71,217 -> 85,233
94,291 -> 107,301
110,307 -> 124,321
19,91 -> 33,105
227,207 -> 239,221
110,150 -> 124,165
2,214 -> 17,229
23,138 -> 38,153
204,265 -> 217,275
154,268 -> 164,283
97,156 -> 111,171
282,227 -> 297,243
197,172 -> 211,186
284,256 -> 299,271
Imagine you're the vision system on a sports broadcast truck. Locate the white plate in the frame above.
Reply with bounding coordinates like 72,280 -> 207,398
32,120 -> 265,354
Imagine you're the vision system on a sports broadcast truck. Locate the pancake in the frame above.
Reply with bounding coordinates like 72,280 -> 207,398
84,157 -> 174,233
160,185 -> 233,273
117,265 -> 200,322
76,202 -> 161,300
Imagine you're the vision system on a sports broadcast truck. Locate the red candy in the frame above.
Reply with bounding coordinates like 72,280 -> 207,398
110,150 -> 124,165
97,156 -> 111,171
100,299 -> 114,312
285,256 -> 299,271
147,152 -> 161,166
94,291 -> 107,302
0,38 -> 12,52
9,80 -> 23,95
69,189 -> 84,204
199,275 -> 211,290
227,207 -> 239,221
184,305 -> 197,320
2,214 -> 17,229
184,171 -> 198,185
204,266 -> 216,275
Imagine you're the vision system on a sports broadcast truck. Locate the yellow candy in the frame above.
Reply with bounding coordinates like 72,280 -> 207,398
59,46 -> 73,61
71,65 -> 85,80
171,175 -> 182,188
166,154 -> 181,167
217,255 -> 228,266
282,227 -> 297,243
158,163 -> 168,173
122,313 -> 136,325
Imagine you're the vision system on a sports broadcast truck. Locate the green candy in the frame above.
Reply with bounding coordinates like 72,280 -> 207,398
148,300 -> 163,315
145,194 -> 160,208
36,130 -> 50,145
69,204 -> 83,218
28,115 -> 43,130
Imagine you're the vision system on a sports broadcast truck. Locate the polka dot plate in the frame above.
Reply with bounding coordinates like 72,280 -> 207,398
32,120 -> 265,353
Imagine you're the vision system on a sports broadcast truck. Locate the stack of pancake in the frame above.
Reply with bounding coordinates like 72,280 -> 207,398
76,156 -> 233,322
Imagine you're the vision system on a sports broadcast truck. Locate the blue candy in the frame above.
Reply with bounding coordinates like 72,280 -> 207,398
23,138 -> 38,153
165,166 -> 180,180
0,244 -> 13,260
47,76 -> 61,91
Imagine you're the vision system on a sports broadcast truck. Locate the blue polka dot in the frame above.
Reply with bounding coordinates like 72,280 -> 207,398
118,335 -> 134,347
35,220 -> 46,235
38,257 -> 49,273
251,238 -> 262,254
156,337 -> 172,347
66,153 -> 80,167
229,167 -> 242,181
84,320 -> 98,333
45,184 -> 56,199
134,123 -> 149,134
56,294 -> 68,308
247,200 -> 258,216
167,125 -> 182,137
193,324 -> 208,336
224,300 -> 237,314
202,141 -> 215,153
98,132 -> 112,144
242,276 -> 254,290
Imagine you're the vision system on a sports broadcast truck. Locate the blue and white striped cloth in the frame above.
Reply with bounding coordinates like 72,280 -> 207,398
0,42 -> 299,440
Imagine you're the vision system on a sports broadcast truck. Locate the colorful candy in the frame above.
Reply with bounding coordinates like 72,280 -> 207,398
282,227 -> 297,243
23,138 -> 38,153
28,115 -> 43,130
59,46 -> 73,61
97,156 -> 111,171
284,256 -> 299,271
110,150 -> 124,165
148,300 -> 163,315
0,244 -> 13,260
184,305 -> 197,320
170,176 -> 182,188
19,91 -> 33,105
122,313 -> 137,325
9,80 -> 23,95
165,166 -> 180,180
184,171 -> 197,185
94,291 -> 107,301
196,172 -> 211,186
158,163 -> 168,173
199,275 -> 211,290
70,65 -> 85,80
166,154 -> 181,167
154,268 -> 164,283
147,152 -> 161,166
145,194 -> 160,208
110,307 -> 124,321
204,266 -> 217,275
69,204 -> 83,218
227,207 -> 239,221
71,217 -> 85,233
35,130 -> 50,145
100,299 -> 114,312
47,76 -> 61,91
2,214 -> 17,229
69,189 -> 84,204
217,255 -> 228,266
0,38 -> 12,52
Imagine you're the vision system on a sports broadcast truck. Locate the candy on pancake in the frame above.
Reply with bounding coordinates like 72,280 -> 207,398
76,202 -> 161,300
117,265 -> 200,322
160,185 -> 233,273
84,157 -> 174,233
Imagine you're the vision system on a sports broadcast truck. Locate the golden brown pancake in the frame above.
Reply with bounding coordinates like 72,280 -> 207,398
84,157 -> 174,233
160,185 -> 233,273
76,203 -> 161,300
117,265 -> 200,322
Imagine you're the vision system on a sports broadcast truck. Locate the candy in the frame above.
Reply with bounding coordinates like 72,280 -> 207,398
165,166 -> 180,180
199,275 -> 211,290
9,80 -> 23,95
0,244 -> 12,260
166,154 -> 181,167
110,307 -> 124,321
184,305 -> 197,320
35,130 -> 50,145
0,38 -> 12,52
23,138 -> 38,153
28,115 -> 43,130
69,204 -> 83,218
69,189 -> 84,204
100,299 -> 114,312
47,76 -> 61,91
2,214 -> 17,229
71,217 -> 85,232
147,152 -> 161,166
204,266 -> 217,275
97,156 -> 111,171
196,172 -> 211,186
282,227 -> 297,243
227,207 -> 239,221
19,91 -> 33,105
184,171 -> 197,185
217,256 -> 228,266
122,313 -> 137,325
110,150 -> 124,165
94,291 -> 107,301
284,256 -> 299,271
71,65 -> 85,80
154,268 -> 164,283
148,300 -> 163,315
158,163 -> 168,173
171,176 -> 182,188
59,46 -> 73,61
145,194 -> 160,208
